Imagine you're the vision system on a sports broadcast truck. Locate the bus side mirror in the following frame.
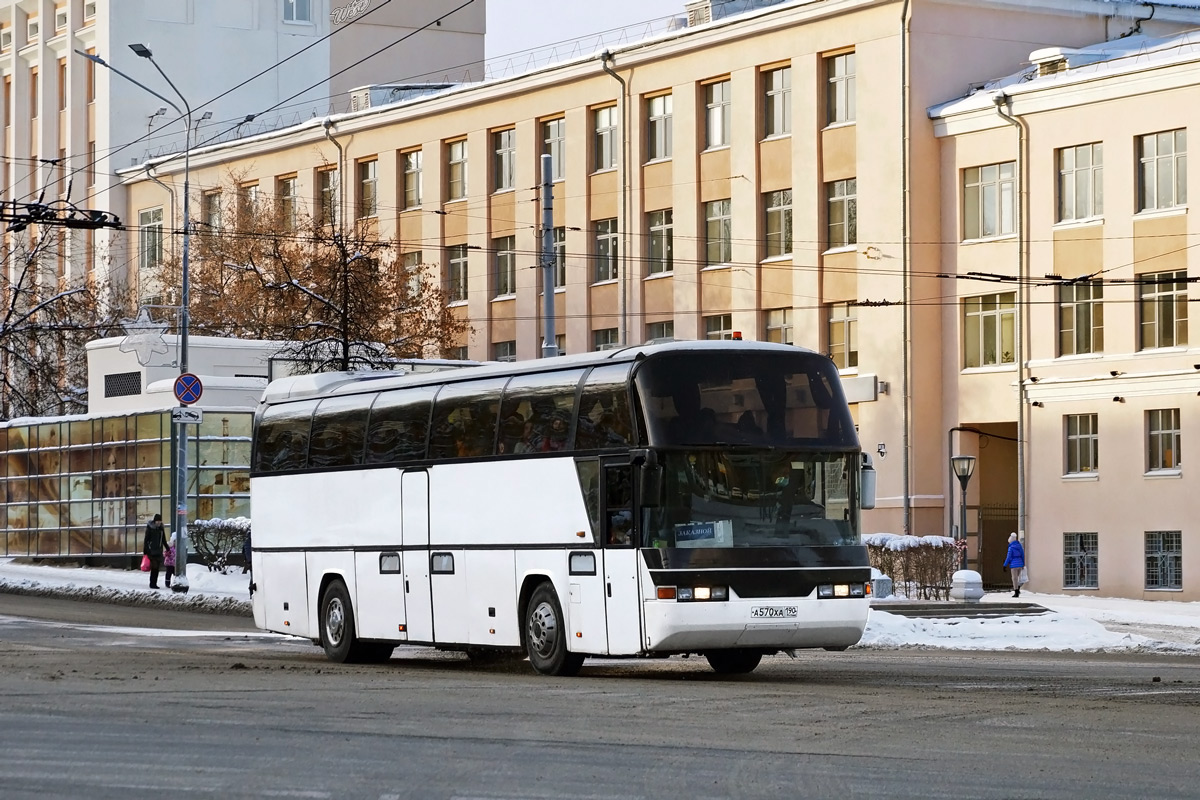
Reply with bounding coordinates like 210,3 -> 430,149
860,452 -> 877,510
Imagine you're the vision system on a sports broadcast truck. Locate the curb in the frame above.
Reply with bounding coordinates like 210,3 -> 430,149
0,579 -> 253,617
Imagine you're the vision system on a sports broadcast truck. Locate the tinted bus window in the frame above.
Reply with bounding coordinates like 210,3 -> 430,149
634,351 -> 856,448
498,369 -> 584,454
365,385 -> 437,465
255,401 -> 318,472
576,364 -> 635,450
428,379 -> 506,460
308,395 -> 371,469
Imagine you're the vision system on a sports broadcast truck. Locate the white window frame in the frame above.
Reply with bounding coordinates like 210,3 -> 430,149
594,218 -> 618,282
763,66 -> 791,137
1058,281 -> 1103,356
84,1 -> 97,21
138,207 -> 164,274
705,199 -> 732,267
1138,129 -> 1187,212
826,52 -> 855,125
1058,143 -> 1103,222
552,227 -> 566,288
493,129 -> 515,192
647,209 -> 673,275
647,320 -> 674,341
0,29 -> 11,51
494,235 -> 516,297
593,328 -> 619,351
1139,270 -> 1188,350
283,0 -> 312,23
594,106 -> 617,171
202,191 -> 223,231
646,94 -> 673,161
1063,532 -> 1098,589
542,118 -> 565,182
963,292 -> 1016,368
357,159 -> 378,219
318,168 -> 339,227
1145,531 -> 1182,590
1147,408 -> 1181,472
826,179 -> 856,249
493,340 -> 517,363
704,314 -> 733,341
54,8 -> 68,31
705,80 -> 731,149
277,175 -> 298,230
765,308 -> 793,345
1065,413 -> 1098,474
447,244 -> 468,302
447,139 -> 468,201
764,189 -> 793,258
828,303 -> 857,369
964,162 -> 1016,240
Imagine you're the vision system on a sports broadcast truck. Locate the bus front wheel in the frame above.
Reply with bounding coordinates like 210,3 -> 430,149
704,649 -> 763,675
320,580 -> 364,663
524,583 -> 584,677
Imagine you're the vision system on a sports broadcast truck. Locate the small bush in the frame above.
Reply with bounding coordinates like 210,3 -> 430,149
863,533 -> 963,600
188,517 -> 251,574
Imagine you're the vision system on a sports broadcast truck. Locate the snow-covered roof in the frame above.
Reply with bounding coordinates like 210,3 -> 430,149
930,29 -> 1200,118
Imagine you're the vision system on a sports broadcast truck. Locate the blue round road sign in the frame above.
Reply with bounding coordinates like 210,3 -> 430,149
174,373 -> 203,405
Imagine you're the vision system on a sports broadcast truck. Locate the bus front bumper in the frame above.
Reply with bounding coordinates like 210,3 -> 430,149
643,595 -> 869,652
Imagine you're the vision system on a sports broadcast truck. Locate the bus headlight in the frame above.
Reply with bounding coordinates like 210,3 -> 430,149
710,586 -> 728,600
677,587 -> 694,602
694,587 -> 711,601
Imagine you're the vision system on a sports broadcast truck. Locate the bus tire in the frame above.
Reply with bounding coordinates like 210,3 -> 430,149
524,583 -> 584,677
319,580 -> 360,663
704,649 -> 763,675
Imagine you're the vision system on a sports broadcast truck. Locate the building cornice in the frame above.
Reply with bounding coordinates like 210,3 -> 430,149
1025,366 -> 1200,403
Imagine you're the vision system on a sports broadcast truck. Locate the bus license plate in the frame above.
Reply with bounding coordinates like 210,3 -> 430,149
751,606 -> 797,619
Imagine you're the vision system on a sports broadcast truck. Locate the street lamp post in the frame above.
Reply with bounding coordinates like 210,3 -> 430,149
78,45 -> 193,590
950,455 -> 976,572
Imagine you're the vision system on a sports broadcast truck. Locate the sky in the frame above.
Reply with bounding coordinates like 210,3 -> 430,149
485,0 -> 687,61
3,558 -> 1198,653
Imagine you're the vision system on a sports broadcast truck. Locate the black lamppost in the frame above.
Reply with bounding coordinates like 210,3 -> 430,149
950,455 -> 976,571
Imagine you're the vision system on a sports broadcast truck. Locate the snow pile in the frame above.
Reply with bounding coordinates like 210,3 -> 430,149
862,532 -> 956,549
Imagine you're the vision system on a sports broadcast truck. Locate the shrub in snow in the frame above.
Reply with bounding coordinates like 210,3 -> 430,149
188,517 -> 251,574
861,532 -> 965,600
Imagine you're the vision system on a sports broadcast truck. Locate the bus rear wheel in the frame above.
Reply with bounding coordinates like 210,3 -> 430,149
524,583 -> 584,677
704,649 -> 763,675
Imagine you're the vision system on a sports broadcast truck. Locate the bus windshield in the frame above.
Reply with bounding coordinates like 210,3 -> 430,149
644,450 -> 859,548
633,350 -> 856,449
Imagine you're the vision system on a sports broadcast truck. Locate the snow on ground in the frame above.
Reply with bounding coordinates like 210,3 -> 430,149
0,558 -> 1198,653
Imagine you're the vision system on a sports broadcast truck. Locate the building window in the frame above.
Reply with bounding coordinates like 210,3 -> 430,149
84,1 -> 97,21
202,191 -> 222,231
763,66 -> 791,137
764,190 -> 792,258
1138,129 -> 1186,212
447,244 -> 468,302
357,159 -> 378,219
964,162 -> 1016,239
493,129 -> 515,192
542,118 -> 565,181
277,175 -> 298,230
494,340 -> 517,362
1065,413 -> 1098,474
1145,531 -> 1182,590
447,139 -> 468,201
826,52 -> 855,125
403,150 -> 423,209
705,80 -> 731,149
283,0 -> 312,23
1063,532 -> 1098,589
1139,270 -> 1188,350
552,227 -> 566,288
646,94 -> 673,161
594,106 -> 617,171
765,308 -> 793,345
237,183 -> 259,227
138,207 -> 163,276
318,168 -> 338,227
593,328 -> 619,351
57,59 -> 66,112
705,314 -> 733,340
964,292 -> 1016,368
0,29 -> 10,52
647,321 -> 674,341
555,334 -> 566,355
1058,281 -> 1103,356
647,209 -> 673,275
494,236 -> 516,297
450,345 -> 469,361
826,179 -> 856,249
594,218 -> 618,282
705,199 -> 732,266
1147,408 -> 1181,472
55,8 -> 67,31
27,17 -> 38,42
1058,143 -> 1103,222
828,303 -> 857,369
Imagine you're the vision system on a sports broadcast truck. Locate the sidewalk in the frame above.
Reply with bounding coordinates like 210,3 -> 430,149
1,557 -> 1198,652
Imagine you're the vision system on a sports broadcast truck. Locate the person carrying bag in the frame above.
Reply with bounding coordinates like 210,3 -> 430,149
142,513 -> 168,589
1003,532 -> 1026,598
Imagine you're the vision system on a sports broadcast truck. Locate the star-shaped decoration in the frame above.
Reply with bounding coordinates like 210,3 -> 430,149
119,307 -> 170,366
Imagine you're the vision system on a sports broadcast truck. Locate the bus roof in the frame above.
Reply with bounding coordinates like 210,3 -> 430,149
258,340 -> 820,406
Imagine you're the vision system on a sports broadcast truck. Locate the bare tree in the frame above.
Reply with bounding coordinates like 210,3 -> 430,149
157,181 -> 467,372
0,228 -> 129,420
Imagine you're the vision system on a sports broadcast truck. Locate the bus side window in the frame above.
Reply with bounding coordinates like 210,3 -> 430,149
605,465 -> 634,547
366,386 -> 436,465
428,379 -> 506,460
308,395 -> 370,469
577,364 -> 634,450
575,460 -> 601,542
498,369 -> 584,454
254,401 -> 317,472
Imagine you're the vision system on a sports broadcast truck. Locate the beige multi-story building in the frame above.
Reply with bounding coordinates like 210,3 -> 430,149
118,0 -> 1200,599
0,0 -> 484,286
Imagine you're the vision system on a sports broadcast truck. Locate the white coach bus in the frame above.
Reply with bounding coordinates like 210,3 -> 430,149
249,340 -> 876,676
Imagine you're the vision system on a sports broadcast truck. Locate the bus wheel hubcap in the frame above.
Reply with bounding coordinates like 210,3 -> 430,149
327,598 -> 345,645
529,601 -> 557,656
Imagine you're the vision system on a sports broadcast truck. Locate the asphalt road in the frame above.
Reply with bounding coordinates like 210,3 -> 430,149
1,594 -> 1198,800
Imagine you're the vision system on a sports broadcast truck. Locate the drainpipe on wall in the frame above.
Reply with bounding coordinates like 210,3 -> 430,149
601,50 -> 629,346
992,92 -> 1028,546
899,0 -> 912,536
323,119 -> 351,371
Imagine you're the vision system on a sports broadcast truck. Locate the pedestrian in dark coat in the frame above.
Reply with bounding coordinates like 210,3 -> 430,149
143,513 -> 168,589
1003,532 -> 1026,598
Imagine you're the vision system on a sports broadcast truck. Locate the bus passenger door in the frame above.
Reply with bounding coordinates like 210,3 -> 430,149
401,469 -> 434,642
602,461 -> 644,655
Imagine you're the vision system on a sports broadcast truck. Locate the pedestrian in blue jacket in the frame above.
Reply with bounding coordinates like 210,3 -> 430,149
1003,532 -> 1026,598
